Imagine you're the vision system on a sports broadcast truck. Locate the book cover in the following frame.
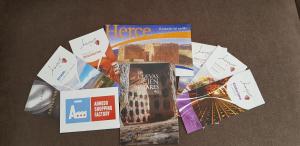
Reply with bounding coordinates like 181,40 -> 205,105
60,87 -> 120,133
119,63 -> 179,145
106,24 -> 193,76
37,46 -> 116,91
69,28 -> 120,82
177,70 -> 265,134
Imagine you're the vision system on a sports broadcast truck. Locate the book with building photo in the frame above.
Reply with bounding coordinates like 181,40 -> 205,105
119,63 -> 179,145
105,24 -> 193,76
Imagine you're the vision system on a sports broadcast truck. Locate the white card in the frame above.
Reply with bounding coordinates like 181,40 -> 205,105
186,47 -> 247,92
226,70 -> 265,110
60,87 -> 120,133
37,46 -> 114,91
69,28 -> 109,69
178,44 -> 227,93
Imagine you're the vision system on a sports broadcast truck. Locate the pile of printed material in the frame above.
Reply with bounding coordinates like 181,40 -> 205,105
24,24 -> 265,145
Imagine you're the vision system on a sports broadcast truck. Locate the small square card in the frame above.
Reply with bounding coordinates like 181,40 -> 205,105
60,87 -> 120,133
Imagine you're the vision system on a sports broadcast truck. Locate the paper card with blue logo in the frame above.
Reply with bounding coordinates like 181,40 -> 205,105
60,87 -> 120,133
37,46 -> 116,91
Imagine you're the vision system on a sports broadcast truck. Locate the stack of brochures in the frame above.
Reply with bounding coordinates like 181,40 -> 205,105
24,24 -> 265,145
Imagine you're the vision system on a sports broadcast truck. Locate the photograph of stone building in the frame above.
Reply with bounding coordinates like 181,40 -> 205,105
119,63 -> 179,145
118,43 -> 192,67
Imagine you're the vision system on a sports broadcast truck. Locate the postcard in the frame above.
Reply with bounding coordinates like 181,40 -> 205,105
177,43 -> 227,93
24,80 -> 59,118
184,47 -> 247,92
119,63 -> 179,145
69,28 -> 120,82
106,24 -> 193,76
60,87 -> 120,133
37,46 -> 116,91
177,70 -> 265,133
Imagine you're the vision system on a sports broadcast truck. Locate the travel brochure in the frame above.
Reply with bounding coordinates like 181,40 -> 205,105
106,24 -> 193,76
119,63 -> 178,145
24,24 -> 265,144
177,70 -> 265,133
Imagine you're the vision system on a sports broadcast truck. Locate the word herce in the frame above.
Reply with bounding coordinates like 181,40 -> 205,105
68,105 -> 87,119
106,25 -> 151,38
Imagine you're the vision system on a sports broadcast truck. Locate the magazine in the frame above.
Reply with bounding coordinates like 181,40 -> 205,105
106,24 -> 193,76
119,63 -> 179,145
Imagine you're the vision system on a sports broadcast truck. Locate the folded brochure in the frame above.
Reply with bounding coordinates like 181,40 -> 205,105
177,70 -> 265,134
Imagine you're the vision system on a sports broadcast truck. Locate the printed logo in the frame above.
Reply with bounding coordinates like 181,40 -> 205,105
91,96 -> 116,121
66,98 -> 90,123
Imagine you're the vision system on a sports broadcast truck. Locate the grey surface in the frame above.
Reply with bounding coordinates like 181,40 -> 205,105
1,0 -> 300,145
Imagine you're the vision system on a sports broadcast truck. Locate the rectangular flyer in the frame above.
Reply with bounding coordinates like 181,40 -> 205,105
177,43 -> 226,94
106,24 -> 193,76
24,80 -> 59,118
177,70 -> 265,134
37,46 -> 116,91
119,63 -> 179,145
60,87 -> 120,133
69,28 -> 120,82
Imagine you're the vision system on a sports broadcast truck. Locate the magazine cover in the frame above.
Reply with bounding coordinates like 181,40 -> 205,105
106,24 -> 193,76
177,43 -> 224,94
37,46 -> 116,91
119,63 -> 179,145
69,28 -> 120,82
60,87 -> 120,133
177,70 -> 265,134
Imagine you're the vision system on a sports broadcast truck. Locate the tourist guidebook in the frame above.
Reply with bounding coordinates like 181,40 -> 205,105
106,24 -> 193,76
119,63 -> 179,145
69,28 -> 120,82
37,46 -> 116,91
60,87 -> 120,133
177,70 -> 265,133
